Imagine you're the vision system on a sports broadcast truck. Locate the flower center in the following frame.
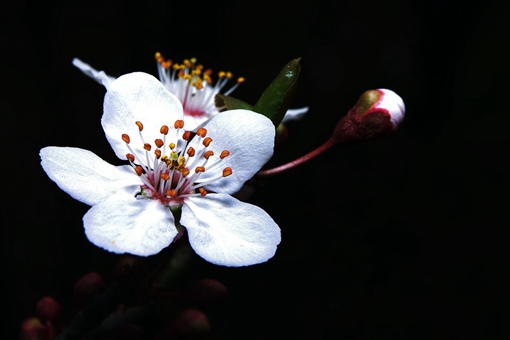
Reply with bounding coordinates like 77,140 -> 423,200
122,119 -> 232,206
155,52 -> 244,117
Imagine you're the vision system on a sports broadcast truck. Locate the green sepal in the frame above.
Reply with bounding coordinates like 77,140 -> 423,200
354,90 -> 382,116
215,93 -> 254,111
253,58 -> 301,127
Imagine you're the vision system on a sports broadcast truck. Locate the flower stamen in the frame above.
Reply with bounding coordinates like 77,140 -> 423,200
122,119 -> 234,205
155,52 -> 244,120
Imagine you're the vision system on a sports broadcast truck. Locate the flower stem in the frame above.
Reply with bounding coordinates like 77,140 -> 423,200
257,138 -> 337,178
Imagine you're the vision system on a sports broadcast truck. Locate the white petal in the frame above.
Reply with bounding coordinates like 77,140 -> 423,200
102,72 -> 185,160
181,194 -> 281,267
72,58 -> 116,89
281,106 -> 309,123
377,89 -> 405,129
183,113 -> 210,131
84,191 -> 178,256
40,147 -> 142,206
194,109 -> 275,194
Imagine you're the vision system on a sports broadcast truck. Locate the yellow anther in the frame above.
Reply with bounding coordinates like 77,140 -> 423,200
187,147 -> 196,157
154,149 -> 162,159
223,167 -> 233,177
155,52 -> 162,60
170,151 -> 179,161
196,128 -> 207,137
184,59 -> 191,68
218,71 -> 226,78
237,77 -> 245,83
135,121 -> 143,131
143,143 -> 151,151
134,166 -> 143,176
155,139 -> 164,148
203,150 -> 214,159
190,57 -> 197,64
226,72 -> 232,79
126,153 -> 135,162
195,166 -> 205,173
161,155 -> 169,162
220,150 -> 230,159
160,125 -> 169,135
169,143 -> 176,150
203,137 -> 212,147
178,156 -> 186,166
122,134 -> 130,144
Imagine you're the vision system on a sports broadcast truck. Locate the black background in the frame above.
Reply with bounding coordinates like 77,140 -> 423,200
2,0 -> 509,338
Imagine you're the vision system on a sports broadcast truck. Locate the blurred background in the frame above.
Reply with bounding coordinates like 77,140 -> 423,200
2,0 -> 509,338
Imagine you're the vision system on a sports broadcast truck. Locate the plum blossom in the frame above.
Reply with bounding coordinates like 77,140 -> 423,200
72,55 -> 308,129
40,72 -> 281,267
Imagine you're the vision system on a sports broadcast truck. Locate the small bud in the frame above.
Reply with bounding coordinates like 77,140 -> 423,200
333,89 -> 405,142
186,279 -> 228,306
36,296 -> 61,324
174,309 -> 211,337
20,317 -> 47,340
73,272 -> 105,309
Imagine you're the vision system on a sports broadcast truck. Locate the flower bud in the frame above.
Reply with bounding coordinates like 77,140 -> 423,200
20,317 -> 47,340
186,279 -> 228,306
332,89 -> 405,142
73,272 -> 105,309
36,296 -> 61,324
174,309 -> 211,337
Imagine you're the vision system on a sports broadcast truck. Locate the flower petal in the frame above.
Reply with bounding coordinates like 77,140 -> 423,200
84,191 -> 178,256
281,106 -> 309,123
40,147 -> 141,206
377,88 -> 405,129
181,194 -> 281,266
72,58 -> 117,89
194,109 -> 275,194
102,72 -> 185,160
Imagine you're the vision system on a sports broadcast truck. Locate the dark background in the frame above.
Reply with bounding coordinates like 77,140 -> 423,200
2,0 -> 509,338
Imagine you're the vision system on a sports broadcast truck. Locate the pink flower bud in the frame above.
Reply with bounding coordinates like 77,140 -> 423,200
333,88 -> 405,142
174,309 -> 211,337
73,272 -> 105,309
36,296 -> 61,324
20,317 -> 47,340
186,279 -> 228,305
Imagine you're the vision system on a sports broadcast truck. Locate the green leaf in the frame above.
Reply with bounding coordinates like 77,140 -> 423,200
253,58 -> 301,126
215,93 -> 253,111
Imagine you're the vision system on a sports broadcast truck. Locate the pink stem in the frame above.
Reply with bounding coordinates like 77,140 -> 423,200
257,138 -> 337,178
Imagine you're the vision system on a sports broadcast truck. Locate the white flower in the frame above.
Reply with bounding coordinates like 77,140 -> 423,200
72,55 -> 308,129
40,72 -> 281,267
